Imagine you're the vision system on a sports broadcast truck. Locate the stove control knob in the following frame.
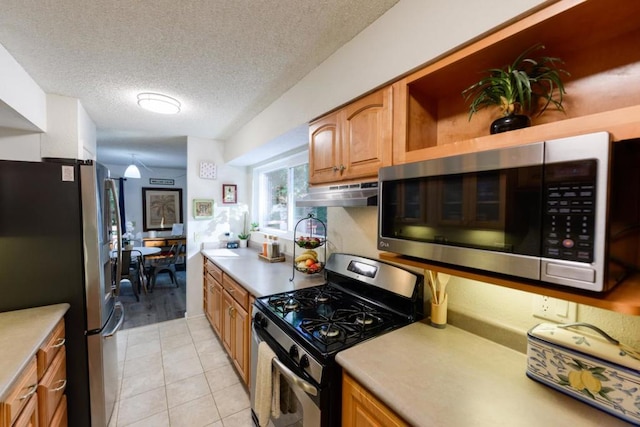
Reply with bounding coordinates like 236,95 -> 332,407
254,312 -> 268,328
299,355 -> 309,369
289,345 -> 299,360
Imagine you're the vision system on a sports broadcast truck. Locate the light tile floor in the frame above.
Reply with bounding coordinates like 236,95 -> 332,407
110,316 -> 253,427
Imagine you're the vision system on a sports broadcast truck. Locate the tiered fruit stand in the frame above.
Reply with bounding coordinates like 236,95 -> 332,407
290,213 -> 327,281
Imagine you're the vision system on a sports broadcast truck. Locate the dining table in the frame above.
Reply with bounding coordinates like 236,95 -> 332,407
111,246 -> 161,295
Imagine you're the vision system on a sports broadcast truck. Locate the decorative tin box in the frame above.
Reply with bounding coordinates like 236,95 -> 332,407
527,322 -> 640,425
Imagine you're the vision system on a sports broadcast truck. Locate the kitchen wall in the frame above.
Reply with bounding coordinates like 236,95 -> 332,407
224,0 -> 546,163
185,136 -> 250,317
328,207 -> 640,351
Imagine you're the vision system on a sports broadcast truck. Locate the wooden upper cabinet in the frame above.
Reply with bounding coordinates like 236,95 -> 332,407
309,86 -> 392,185
309,111 -> 342,184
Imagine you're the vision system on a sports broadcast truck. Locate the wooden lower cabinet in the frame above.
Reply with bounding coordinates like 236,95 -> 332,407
203,256 -> 251,386
1,318 -> 67,427
342,372 -> 408,427
37,348 -> 66,427
11,394 -> 37,427
1,358 -> 38,427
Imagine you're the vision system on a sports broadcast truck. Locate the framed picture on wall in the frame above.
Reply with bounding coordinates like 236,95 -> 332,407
142,187 -> 183,231
193,199 -> 214,219
222,184 -> 237,204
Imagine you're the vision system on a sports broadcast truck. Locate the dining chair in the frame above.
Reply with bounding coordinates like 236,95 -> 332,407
120,249 -> 144,301
146,243 -> 183,291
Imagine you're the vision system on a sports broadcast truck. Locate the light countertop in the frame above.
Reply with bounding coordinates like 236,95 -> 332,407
203,248 -> 629,425
201,247 -> 325,297
0,303 -> 69,399
336,321 -> 631,427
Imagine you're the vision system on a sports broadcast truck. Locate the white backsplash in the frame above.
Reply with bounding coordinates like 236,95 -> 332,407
327,207 -> 640,352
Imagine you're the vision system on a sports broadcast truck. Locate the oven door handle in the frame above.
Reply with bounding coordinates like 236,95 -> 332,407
272,357 -> 318,397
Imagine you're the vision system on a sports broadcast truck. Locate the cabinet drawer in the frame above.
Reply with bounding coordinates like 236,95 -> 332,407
143,239 -> 166,247
49,394 -> 67,427
37,347 -> 66,427
205,259 -> 223,283
1,357 -> 38,427
222,275 -> 249,310
11,392 -> 37,427
37,318 -> 65,380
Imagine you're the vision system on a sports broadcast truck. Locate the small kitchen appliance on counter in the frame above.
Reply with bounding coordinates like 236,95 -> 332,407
527,322 -> 640,425
250,253 -> 424,427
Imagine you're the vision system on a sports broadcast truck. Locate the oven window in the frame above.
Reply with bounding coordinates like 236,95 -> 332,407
380,165 -> 543,256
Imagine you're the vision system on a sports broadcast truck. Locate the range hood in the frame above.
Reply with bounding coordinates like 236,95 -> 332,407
296,181 -> 378,207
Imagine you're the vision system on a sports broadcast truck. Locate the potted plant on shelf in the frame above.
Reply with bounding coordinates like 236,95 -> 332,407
462,44 -> 569,134
238,232 -> 250,248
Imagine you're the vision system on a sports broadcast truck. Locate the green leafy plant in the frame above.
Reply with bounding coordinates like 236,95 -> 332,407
462,44 -> 569,120
238,232 -> 250,240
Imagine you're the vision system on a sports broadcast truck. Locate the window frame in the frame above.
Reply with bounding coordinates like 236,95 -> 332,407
251,150 -> 310,239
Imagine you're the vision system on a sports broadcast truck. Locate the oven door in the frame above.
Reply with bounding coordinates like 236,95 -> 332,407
251,323 -> 321,427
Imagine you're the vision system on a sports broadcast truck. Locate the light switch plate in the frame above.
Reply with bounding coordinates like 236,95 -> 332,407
532,295 -> 577,323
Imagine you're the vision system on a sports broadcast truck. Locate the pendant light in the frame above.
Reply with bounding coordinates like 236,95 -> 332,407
124,154 -> 141,179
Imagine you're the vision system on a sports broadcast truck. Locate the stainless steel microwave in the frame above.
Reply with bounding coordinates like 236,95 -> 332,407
378,132 -> 640,292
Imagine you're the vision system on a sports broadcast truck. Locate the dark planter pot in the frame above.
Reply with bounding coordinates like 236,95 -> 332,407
490,114 -> 531,134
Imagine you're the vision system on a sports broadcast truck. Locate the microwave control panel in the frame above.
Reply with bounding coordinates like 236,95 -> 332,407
542,160 -> 597,263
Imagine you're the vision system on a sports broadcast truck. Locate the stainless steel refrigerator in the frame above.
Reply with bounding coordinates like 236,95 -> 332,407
0,158 -> 125,427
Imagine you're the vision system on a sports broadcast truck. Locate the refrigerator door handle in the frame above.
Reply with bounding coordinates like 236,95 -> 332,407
104,302 -> 124,339
106,179 -> 123,295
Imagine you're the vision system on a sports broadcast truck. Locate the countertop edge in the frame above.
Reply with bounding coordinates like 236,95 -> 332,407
201,248 -> 325,297
0,303 -> 70,400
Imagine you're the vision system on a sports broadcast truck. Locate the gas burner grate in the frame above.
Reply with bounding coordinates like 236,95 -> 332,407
266,285 -> 346,315
299,305 -> 394,346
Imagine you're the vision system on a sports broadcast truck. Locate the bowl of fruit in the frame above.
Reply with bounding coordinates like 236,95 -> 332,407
295,236 -> 325,249
294,250 -> 324,274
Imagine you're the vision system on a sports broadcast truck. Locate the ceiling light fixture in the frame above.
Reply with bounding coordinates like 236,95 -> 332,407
137,92 -> 181,114
124,154 -> 141,179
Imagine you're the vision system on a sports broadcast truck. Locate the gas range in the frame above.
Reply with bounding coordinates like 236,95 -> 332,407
250,253 -> 423,427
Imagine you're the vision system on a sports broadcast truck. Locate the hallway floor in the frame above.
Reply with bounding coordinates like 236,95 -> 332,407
110,316 -> 252,427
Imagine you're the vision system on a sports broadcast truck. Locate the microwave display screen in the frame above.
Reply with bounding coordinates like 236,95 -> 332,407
546,160 -> 596,182
379,166 -> 543,256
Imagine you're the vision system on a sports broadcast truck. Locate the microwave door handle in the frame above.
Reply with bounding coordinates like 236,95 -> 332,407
272,357 -> 318,396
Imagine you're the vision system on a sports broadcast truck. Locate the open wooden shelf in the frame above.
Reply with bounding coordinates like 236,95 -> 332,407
379,252 -> 640,316
392,0 -> 640,165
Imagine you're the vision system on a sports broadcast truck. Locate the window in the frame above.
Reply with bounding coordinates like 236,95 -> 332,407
253,151 -> 327,234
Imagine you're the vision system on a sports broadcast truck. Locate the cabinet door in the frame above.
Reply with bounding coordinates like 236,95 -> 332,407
211,280 -> 223,336
309,110 -> 342,184
231,302 -> 250,385
221,291 -> 234,354
342,373 -> 407,427
342,86 -> 393,181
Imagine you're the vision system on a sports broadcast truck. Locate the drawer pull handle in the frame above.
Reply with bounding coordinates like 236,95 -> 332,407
19,384 -> 37,400
227,288 -> 235,293
51,379 -> 67,392
52,338 -> 66,348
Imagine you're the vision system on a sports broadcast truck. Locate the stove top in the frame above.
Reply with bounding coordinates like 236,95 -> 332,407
258,284 -> 409,357
254,253 -> 424,361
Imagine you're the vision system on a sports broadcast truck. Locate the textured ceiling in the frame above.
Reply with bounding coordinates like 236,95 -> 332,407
0,0 -> 398,168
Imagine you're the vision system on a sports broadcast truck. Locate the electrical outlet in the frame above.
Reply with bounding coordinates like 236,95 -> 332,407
532,295 -> 577,323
